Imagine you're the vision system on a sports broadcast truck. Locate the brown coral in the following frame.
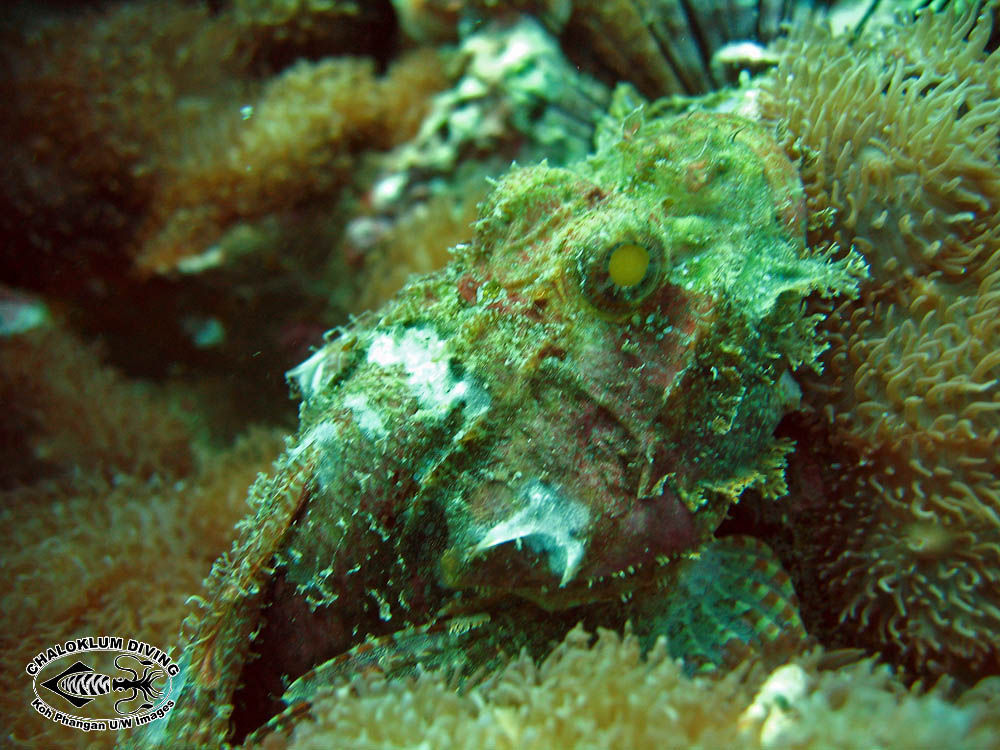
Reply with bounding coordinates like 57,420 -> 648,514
0,320 -> 285,748
0,1 -> 286,385
232,0 -> 397,73
761,4 -> 1000,677
135,47 -> 451,274
245,626 -> 1000,749
0,428 -> 283,750
0,1 -> 451,414
0,1 -> 248,290
0,325 -> 195,484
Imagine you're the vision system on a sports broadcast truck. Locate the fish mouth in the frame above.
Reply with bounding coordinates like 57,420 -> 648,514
472,480 -> 591,587
443,479 -> 592,592
441,465 -> 704,608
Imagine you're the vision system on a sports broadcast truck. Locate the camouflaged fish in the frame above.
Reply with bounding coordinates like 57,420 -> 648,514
136,110 -> 861,747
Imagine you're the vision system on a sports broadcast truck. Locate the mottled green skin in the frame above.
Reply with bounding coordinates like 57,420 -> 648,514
136,112 -> 858,748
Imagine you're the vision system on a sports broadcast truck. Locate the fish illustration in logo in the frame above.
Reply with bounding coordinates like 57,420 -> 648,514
41,655 -> 165,715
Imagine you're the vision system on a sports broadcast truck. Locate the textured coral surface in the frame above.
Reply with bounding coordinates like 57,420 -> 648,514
0,0 -> 451,413
762,3 -> 1000,678
245,626 -> 1000,750
1,1 -> 998,749
0,324 -> 284,749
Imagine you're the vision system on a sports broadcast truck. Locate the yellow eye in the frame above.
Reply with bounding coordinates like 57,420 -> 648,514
607,243 -> 650,287
578,239 -> 661,317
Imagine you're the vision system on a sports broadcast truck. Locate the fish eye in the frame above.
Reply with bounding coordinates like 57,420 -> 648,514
607,243 -> 650,287
578,238 -> 662,316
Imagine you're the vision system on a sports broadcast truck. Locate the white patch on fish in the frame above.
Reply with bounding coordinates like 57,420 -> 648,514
344,392 -> 388,440
475,480 -> 590,586
366,326 -> 490,426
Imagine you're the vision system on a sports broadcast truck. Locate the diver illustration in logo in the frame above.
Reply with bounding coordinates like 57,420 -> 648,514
40,654 -> 165,716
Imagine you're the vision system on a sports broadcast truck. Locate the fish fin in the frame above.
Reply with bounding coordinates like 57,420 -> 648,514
633,535 -> 810,674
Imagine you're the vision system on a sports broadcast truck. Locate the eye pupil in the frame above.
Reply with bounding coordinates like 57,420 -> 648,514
577,236 -> 661,317
607,243 -> 650,288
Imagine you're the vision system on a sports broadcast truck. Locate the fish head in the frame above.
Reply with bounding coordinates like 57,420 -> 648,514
438,113 -> 847,607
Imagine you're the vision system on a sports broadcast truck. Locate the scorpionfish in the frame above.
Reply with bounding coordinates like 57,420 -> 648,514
135,110 -> 861,747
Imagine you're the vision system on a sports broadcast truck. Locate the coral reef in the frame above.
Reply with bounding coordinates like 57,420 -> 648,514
0,429 -> 283,749
135,47 -> 451,275
766,1 -> 1000,283
0,325 -> 195,486
761,3 -> 1000,678
0,1 -> 282,392
0,0 -> 453,420
232,0 -> 397,73
0,321 -> 285,749
3,1 -> 999,748
344,15 -> 610,311
0,1 -> 247,292
244,626 -> 1000,749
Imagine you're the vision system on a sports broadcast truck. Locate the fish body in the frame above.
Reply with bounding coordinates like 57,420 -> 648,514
147,111 -> 859,747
